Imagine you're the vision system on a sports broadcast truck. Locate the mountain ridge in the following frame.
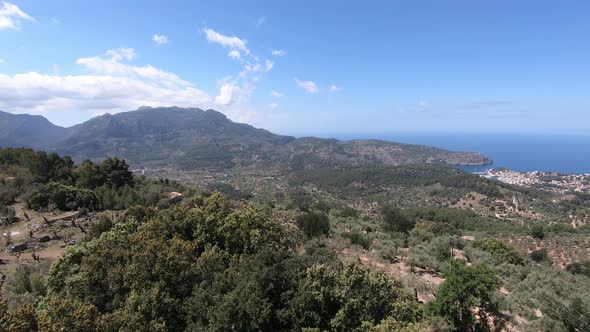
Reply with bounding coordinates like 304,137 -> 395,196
0,106 -> 491,170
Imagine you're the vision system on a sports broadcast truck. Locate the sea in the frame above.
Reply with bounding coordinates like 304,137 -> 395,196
329,133 -> 590,175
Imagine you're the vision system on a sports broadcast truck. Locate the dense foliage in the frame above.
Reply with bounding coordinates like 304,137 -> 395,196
0,148 -> 189,212
1,193 -> 423,331
472,239 -> 525,266
296,212 -> 331,238
430,260 -> 500,330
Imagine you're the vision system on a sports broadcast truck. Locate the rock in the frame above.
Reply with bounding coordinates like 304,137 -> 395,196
10,243 -> 29,252
39,235 -> 52,243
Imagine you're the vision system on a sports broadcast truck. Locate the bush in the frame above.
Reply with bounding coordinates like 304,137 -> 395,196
86,214 -> 114,240
530,225 -> 545,240
566,261 -> 590,278
471,239 -> 525,266
0,204 -> 18,226
408,237 -> 452,271
382,207 -> 414,234
27,182 -> 98,211
530,249 -> 550,264
342,231 -> 371,249
296,212 -> 330,238
429,260 -> 499,330
340,206 -> 358,218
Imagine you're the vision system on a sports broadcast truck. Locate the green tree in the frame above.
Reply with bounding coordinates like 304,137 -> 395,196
530,225 -> 545,240
429,260 -> 499,331
296,212 -> 330,238
27,182 -> 98,211
100,158 -> 134,188
37,297 -> 98,332
471,239 -> 525,266
74,160 -> 104,189
382,207 -> 415,234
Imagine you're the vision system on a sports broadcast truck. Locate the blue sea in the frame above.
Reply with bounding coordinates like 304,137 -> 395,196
330,133 -> 590,174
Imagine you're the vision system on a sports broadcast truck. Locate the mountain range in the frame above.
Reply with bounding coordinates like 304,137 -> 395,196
0,107 -> 491,170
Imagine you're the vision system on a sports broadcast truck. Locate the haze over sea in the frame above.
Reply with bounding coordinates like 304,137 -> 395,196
325,133 -> 590,175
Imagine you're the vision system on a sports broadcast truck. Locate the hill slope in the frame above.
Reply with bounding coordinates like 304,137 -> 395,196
0,106 -> 491,170
0,111 -> 68,148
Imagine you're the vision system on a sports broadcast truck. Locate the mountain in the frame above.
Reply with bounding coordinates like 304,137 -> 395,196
0,111 -> 68,148
0,106 -> 491,170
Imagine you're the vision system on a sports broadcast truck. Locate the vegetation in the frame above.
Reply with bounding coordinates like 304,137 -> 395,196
1,146 -> 589,331
471,239 -> 525,266
430,260 -> 500,330
296,212 -> 330,238
1,193 -> 423,331
382,207 -> 415,234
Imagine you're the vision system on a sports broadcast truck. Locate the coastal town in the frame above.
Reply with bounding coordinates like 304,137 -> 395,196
480,169 -> 590,193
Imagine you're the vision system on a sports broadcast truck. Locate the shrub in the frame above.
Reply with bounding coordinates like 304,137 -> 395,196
342,231 -> 371,249
429,260 -> 500,330
530,249 -> 550,264
27,182 -> 98,211
382,207 -> 415,234
0,204 -> 18,226
296,212 -> 330,238
471,239 -> 525,266
86,214 -> 114,240
566,261 -> 590,278
340,206 -> 358,218
530,225 -> 545,240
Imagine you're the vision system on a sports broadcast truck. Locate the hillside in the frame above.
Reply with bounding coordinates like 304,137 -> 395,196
0,106 -> 491,170
1,147 -> 589,332
0,111 -> 68,149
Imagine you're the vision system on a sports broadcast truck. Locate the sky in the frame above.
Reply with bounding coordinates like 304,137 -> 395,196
0,0 -> 589,136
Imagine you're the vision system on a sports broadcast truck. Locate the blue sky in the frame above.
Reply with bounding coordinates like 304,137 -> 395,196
0,0 -> 589,136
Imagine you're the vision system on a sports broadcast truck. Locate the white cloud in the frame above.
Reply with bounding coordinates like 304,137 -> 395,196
202,28 -> 276,107
215,83 -> 237,105
228,50 -> 241,60
105,48 -> 135,61
203,28 -> 249,54
329,85 -> 339,92
264,59 -> 273,71
0,48 -> 214,117
0,24 -> 282,126
0,2 -> 34,30
76,48 -> 189,87
294,78 -> 319,94
270,90 -> 283,98
268,103 -> 279,110
152,34 -> 169,46
271,49 -> 287,56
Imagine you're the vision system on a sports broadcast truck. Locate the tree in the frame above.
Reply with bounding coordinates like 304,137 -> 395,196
471,239 -> 525,266
100,158 -> 134,188
530,225 -> 545,240
530,248 -> 550,264
27,182 -> 98,211
429,260 -> 499,331
0,303 -> 38,332
296,212 -> 330,238
382,207 -> 415,234
37,297 -> 98,332
286,264 -> 422,331
74,160 -> 104,189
